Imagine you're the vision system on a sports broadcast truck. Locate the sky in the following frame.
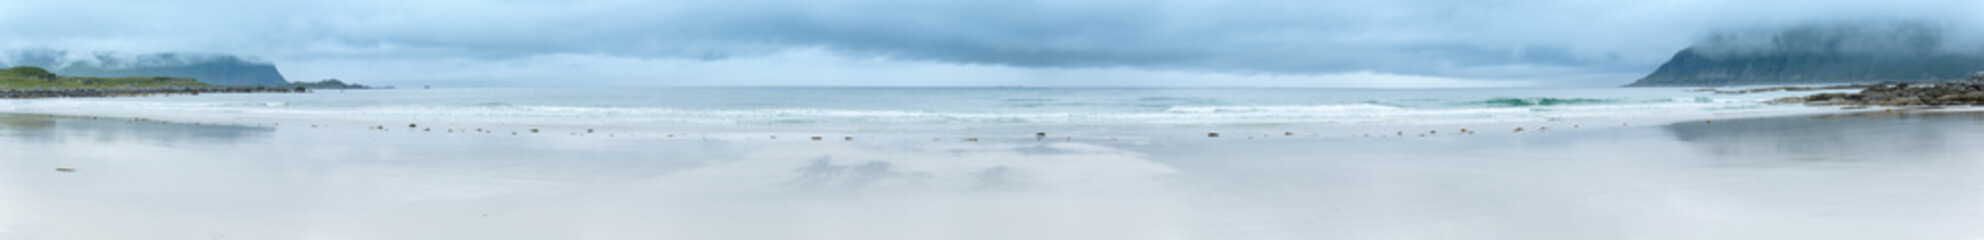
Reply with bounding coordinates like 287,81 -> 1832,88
3,0 -> 1982,87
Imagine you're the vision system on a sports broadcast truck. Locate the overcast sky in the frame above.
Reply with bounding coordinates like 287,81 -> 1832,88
3,0 -> 1982,87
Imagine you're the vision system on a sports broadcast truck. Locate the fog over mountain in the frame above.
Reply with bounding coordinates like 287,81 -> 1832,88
1631,22 -> 1984,86
3,0 -> 1982,87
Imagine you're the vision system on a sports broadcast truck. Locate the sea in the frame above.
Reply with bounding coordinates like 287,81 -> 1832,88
0,87 -> 1845,139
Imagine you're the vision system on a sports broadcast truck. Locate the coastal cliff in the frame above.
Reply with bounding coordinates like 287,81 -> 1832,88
2,66 -> 299,98
1628,23 -> 1984,87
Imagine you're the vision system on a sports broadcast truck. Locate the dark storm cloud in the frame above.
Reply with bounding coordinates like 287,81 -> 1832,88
3,0 -> 1982,86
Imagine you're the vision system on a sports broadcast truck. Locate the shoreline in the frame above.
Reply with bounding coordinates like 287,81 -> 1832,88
0,86 -> 305,99
2,105 -> 1943,144
1697,81 -> 1984,106
0,86 -> 1917,143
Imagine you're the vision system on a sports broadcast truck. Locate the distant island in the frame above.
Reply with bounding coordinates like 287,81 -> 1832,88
1629,23 -> 1984,87
3,66 -> 208,89
280,78 -> 372,89
2,50 -> 378,95
3,50 -> 290,86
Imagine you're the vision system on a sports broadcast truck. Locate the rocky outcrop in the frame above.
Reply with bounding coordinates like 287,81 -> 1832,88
1693,84 -> 1872,94
1773,81 -> 1984,106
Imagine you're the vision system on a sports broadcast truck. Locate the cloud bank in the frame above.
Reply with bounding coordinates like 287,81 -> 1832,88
3,0 -> 1982,87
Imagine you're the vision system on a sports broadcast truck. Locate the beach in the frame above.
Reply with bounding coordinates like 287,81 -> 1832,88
7,104 -> 1984,239
15,0 -> 1984,239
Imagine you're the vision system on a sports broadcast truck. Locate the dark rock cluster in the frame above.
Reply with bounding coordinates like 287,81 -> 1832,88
1776,81 -> 1984,106
1695,84 -> 1873,94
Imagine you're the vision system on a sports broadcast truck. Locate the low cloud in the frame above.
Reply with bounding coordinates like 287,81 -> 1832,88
4,0 -> 1982,86
278,49 -> 1534,88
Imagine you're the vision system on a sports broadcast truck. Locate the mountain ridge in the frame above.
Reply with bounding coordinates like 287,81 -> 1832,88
1626,48 -> 1984,87
1,50 -> 288,86
1627,22 -> 1984,87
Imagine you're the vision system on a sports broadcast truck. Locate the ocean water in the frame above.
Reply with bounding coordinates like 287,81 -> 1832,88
0,87 -> 1841,137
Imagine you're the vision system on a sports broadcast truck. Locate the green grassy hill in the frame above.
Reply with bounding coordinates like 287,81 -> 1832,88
2,66 -> 211,90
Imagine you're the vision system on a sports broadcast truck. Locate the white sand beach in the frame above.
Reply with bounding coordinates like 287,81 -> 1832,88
6,109 -> 1984,240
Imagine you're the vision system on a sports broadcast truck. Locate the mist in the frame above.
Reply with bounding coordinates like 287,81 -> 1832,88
4,0 -> 1984,86
1689,22 -> 1984,58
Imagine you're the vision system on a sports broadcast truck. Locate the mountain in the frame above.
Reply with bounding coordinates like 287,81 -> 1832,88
1,50 -> 288,86
1628,23 -> 1984,87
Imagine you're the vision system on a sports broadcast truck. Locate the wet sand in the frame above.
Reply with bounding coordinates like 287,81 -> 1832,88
4,111 -> 1984,239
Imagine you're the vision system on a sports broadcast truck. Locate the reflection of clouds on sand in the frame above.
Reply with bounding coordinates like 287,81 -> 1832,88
524,142 -> 1192,240
972,166 -> 1024,191
1664,111 -> 1984,162
648,142 -> 1180,195
0,113 -> 273,145
786,156 -> 935,192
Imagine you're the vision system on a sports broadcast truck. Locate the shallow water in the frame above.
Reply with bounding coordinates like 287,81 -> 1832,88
5,111 -> 1984,239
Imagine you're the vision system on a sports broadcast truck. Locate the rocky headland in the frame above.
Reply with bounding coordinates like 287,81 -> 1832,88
1628,23 -> 1984,87
1767,79 -> 1984,106
2,50 -> 291,86
2,66 -> 304,99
